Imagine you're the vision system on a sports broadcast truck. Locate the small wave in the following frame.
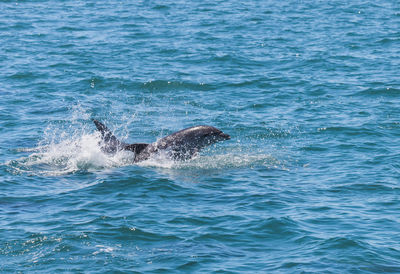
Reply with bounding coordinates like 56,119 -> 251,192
319,236 -> 368,250
354,87 -> 400,97
142,80 -> 215,92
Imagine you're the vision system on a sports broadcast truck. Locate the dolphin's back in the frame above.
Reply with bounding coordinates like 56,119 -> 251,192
132,127 -> 206,162
146,126 -> 227,161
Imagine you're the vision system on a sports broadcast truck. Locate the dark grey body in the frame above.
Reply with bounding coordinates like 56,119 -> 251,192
93,120 -> 230,162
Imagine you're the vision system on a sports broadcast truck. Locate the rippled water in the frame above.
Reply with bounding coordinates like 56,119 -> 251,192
1,0 -> 400,272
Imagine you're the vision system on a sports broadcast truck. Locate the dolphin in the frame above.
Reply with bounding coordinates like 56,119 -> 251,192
92,119 -> 230,162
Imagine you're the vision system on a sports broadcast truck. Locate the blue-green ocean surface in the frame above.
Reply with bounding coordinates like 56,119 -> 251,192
1,0 -> 400,272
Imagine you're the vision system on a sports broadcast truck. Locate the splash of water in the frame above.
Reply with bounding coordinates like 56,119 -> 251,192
7,133 -> 136,176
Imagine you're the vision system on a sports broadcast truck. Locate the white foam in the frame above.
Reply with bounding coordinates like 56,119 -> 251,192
7,132 -> 136,176
137,147 -> 282,170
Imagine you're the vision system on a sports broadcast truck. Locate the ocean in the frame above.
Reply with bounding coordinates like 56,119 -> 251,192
1,0 -> 400,272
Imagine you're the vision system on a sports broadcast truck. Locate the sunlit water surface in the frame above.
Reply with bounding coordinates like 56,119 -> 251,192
1,0 -> 400,272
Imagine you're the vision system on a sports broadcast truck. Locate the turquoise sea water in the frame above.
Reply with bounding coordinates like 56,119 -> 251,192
1,0 -> 400,272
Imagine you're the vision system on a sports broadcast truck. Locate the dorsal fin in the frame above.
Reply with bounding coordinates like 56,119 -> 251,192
123,143 -> 149,154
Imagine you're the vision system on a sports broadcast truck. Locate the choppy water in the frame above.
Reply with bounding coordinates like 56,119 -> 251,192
1,0 -> 400,272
